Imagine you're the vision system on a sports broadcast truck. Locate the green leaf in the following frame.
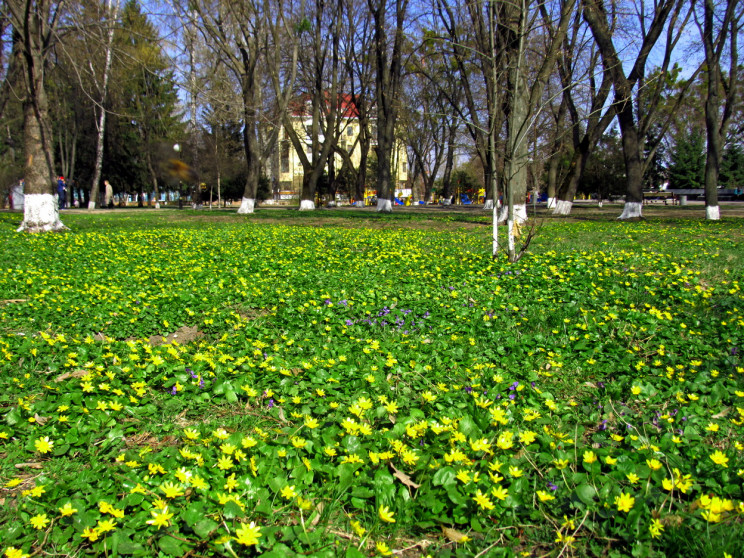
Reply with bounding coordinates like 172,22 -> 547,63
193,518 -> 219,539
575,484 -> 596,505
432,466 -> 456,487
157,535 -> 188,556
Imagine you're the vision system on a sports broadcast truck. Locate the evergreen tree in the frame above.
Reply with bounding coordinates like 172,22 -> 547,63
720,142 -> 744,190
667,129 -> 705,189
105,0 -> 183,202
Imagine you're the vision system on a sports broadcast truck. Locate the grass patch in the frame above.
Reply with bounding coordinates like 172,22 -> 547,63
0,208 -> 742,557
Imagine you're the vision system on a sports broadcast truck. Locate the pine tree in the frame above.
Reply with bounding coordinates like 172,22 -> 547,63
720,142 -> 744,190
668,129 -> 705,189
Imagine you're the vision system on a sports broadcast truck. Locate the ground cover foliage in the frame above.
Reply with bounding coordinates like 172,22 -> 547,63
0,210 -> 743,558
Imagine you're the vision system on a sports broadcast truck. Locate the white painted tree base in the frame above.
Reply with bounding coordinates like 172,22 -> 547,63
706,205 -> 720,220
299,200 -> 315,211
483,199 -> 493,210
237,197 -> 255,214
598,201 -> 603,208
547,197 -> 556,209
88,200 -> 97,210
497,204 -> 527,224
618,201 -> 643,219
17,194 -> 66,232
377,199 -> 392,213
552,200 -> 572,216
155,202 -> 161,209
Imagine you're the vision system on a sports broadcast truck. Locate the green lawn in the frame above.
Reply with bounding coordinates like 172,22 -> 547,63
0,208 -> 742,558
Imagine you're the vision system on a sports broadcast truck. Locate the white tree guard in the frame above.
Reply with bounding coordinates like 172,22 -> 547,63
706,205 -> 720,220
299,200 -> 315,211
552,199 -> 572,215
237,197 -> 255,214
618,201 -> 643,219
17,194 -> 66,232
377,198 -> 392,213
497,203 -> 527,224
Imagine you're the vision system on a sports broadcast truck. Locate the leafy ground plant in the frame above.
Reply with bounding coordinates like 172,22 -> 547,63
0,209 -> 742,558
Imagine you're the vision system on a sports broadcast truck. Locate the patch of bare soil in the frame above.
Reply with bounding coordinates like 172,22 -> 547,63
148,324 -> 203,346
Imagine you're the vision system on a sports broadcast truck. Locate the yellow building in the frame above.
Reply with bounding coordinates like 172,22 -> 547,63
275,96 -> 407,204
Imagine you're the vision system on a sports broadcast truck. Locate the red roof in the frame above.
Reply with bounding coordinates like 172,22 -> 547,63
290,93 -> 361,119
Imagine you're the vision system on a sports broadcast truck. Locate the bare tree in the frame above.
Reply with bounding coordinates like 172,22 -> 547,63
696,0 -> 742,220
582,0 -> 688,219
79,0 -> 120,209
7,0 -> 66,231
368,0 -> 409,212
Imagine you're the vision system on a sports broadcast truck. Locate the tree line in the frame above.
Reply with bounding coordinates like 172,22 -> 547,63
1,0 -> 742,235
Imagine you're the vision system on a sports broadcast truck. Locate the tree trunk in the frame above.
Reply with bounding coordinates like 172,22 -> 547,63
616,99 -> 644,218
88,0 -> 119,210
703,72 -> 721,220
18,85 -> 64,231
15,0 -> 64,232
238,69 -> 260,214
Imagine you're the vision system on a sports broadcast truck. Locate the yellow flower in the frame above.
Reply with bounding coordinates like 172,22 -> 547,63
614,492 -> 635,513
455,469 -> 471,484
649,518 -> 664,538
553,459 -> 569,470
146,506 -> 174,529
281,485 -> 297,500
81,527 -> 99,541
34,437 -> 54,454
710,450 -> 729,468
491,485 -> 509,501
626,473 -> 640,484
378,505 -> 396,523
30,514 -> 50,530
508,466 -> 524,478
217,455 -> 234,470
605,455 -> 617,465
213,428 -> 230,439
160,481 -> 185,498
304,416 -> 319,429
4,548 -> 30,558
96,518 -> 117,534
583,450 -> 597,464
58,502 -> 78,516
235,521 -> 262,546
646,458 -> 662,470
376,541 -> 392,556
473,489 -> 495,510
537,490 -> 555,502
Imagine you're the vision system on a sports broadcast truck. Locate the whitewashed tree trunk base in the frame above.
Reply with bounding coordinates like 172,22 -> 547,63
377,199 -> 392,213
497,204 -> 527,224
17,194 -> 66,232
552,200 -> 573,215
547,197 -> 556,209
618,202 -> 643,219
598,201 -> 603,208
88,200 -> 97,210
483,199 -> 494,210
706,205 -> 720,220
155,202 -> 161,209
299,200 -> 315,211
237,197 -> 256,214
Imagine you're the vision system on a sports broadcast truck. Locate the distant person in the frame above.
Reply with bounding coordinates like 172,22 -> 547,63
104,180 -> 114,208
57,176 -> 67,209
